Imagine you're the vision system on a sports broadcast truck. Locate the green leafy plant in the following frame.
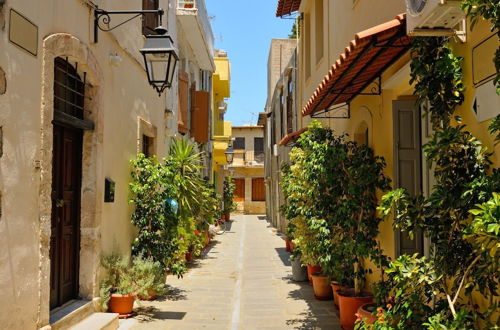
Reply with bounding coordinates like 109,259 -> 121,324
129,154 -> 181,270
130,255 -> 166,299
371,36 -> 500,328
223,176 -> 237,214
281,121 -> 390,293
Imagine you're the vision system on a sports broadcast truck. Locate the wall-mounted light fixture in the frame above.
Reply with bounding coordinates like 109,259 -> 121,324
94,6 -> 178,95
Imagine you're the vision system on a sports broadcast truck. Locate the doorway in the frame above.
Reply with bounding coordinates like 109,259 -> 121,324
50,57 -> 85,309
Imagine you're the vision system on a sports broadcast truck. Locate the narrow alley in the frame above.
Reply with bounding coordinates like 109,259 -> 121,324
126,215 -> 340,330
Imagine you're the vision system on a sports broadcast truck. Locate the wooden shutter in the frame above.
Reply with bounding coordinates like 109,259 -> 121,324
142,0 -> 159,35
178,72 -> 189,134
252,178 -> 265,201
233,178 -> 245,201
393,100 -> 423,256
287,79 -> 293,134
191,91 -> 210,142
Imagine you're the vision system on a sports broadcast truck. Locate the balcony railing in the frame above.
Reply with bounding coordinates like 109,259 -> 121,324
176,0 -> 214,71
232,151 -> 265,167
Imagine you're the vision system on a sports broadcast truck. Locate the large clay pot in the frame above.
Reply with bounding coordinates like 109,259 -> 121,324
291,257 -> 308,282
306,265 -> 321,283
289,242 -> 295,252
311,273 -> 333,300
338,289 -> 373,330
357,303 -> 377,325
185,250 -> 193,262
224,213 -> 230,221
109,293 -> 135,316
285,238 -> 291,252
331,282 -> 346,308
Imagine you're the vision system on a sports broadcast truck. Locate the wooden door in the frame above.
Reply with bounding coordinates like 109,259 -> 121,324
252,178 -> 265,201
50,124 -> 82,309
393,100 -> 423,256
233,178 -> 245,202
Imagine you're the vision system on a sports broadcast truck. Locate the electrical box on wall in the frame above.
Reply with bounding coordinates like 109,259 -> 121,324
104,178 -> 115,203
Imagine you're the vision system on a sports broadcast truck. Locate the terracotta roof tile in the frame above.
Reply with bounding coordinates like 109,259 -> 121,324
279,127 -> 308,146
302,14 -> 411,116
276,0 -> 301,17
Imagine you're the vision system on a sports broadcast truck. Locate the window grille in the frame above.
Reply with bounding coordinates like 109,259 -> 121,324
233,137 -> 245,150
54,57 -> 86,120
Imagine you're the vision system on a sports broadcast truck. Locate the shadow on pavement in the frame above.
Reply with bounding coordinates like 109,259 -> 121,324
286,282 -> 338,329
134,306 -> 187,323
154,285 -> 188,302
275,247 -> 292,267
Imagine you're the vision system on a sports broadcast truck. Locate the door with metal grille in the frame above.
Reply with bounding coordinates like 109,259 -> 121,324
50,58 -> 84,309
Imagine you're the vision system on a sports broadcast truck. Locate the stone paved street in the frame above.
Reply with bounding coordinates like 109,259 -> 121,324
127,214 -> 341,330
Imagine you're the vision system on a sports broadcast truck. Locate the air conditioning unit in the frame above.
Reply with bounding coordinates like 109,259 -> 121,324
406,0 -> 465,36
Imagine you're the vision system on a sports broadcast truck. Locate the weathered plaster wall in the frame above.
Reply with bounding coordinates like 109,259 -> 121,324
0,0 -> 179,328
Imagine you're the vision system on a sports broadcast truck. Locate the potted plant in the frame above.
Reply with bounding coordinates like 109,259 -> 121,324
132,255 -> 166,301
290,250 -> 308,282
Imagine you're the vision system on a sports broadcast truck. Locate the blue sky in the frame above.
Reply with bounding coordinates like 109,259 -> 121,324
206,0 -> 294,126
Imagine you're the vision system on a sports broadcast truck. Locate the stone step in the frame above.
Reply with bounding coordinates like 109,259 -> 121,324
70,313 -> 119,330
50,300 -> 94,330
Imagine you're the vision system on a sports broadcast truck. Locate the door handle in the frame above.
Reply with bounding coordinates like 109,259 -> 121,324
55,199 -> 65,208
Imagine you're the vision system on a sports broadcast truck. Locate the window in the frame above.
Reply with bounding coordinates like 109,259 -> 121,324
252,178 -> 265,201
315,0 -> 324,63
280,88 -> 285,138
54,57 -> 85,120
233,137 -> 245,150
142,135 -> 153,157
286,77 -> 294,134
142,0 -> 159,35
304,13 -> 311,79
254,137 -> 264,163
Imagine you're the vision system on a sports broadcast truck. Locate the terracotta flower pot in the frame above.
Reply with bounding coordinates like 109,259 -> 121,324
285,238 -> 291,252
306,265 -> 321,283
109,293 -> 135,316
290,242 -> 295,252
224,213 -> 230,221
331,282 -> 345,308
311,273 -> 333,300
338,289 -> 373,330
357,303 -> 377,325
185,250 -> 193,262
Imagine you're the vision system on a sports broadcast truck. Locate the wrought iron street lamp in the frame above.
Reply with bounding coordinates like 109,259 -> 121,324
140,35 -> 178,95
94,6 -> 178,95
225,145 -> 234,164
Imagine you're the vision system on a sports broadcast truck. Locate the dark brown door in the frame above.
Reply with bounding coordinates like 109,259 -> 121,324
393,100 -> 424,256
252,178 -> 265,201
50,124 -> 82,309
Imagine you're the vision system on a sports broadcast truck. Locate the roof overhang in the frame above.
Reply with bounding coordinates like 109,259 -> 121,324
302,14 -> 412,117
279,127 -> 308,146
276,0 -> 302,18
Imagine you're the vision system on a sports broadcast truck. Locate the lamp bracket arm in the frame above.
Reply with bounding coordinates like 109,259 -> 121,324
94,7 -> 165,43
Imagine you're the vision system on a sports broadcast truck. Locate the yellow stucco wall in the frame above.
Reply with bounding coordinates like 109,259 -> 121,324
297,0 -> 499,291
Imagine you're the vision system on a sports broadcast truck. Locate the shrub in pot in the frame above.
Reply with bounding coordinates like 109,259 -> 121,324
223,176 -> 236,219
290,251 -> 308,282
99,254 -> 165,316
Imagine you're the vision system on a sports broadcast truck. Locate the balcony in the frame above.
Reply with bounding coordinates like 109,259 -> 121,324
177,0 -> 215,71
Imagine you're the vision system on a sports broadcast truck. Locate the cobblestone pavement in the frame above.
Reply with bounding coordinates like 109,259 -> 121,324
128,214 -> 341,330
